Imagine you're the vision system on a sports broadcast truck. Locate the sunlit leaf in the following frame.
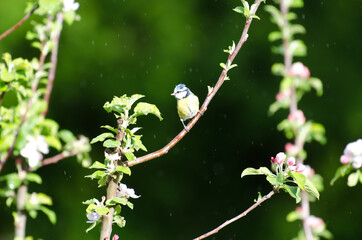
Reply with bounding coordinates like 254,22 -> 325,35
39,206 -> 57,224
133,102 -> 163,121
347,171 -> 360,187
90,132 -> 114,144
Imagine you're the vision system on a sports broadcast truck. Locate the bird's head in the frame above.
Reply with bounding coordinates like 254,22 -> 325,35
171,84 -> 190,100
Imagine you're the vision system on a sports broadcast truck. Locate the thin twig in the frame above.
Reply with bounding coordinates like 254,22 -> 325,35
0,3 -> 38,40
127,0 -> 264,167
40,151 -> 73,167
193,190 -> 276,240
43,12 -> 64,117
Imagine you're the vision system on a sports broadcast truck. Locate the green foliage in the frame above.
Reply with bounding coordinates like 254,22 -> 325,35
241,166 -> 319,203
331,164 -> 361,187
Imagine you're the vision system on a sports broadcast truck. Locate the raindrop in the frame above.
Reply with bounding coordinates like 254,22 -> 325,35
169,213 -> 173,217
189,68 -> 192,72
131,52 -> 135,56
91,40 -> 95,45
153,134 -> 156,139
326,43 -> 330,48
156,65 -> 160,69
100,73 -> 103,78
64,171 -> 67,175
208,180 -> 211,184
105,42 -> 108,47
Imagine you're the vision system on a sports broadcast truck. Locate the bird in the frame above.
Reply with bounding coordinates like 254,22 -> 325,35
171,84 -> 201,131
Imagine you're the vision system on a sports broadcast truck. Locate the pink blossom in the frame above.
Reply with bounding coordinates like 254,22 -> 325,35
275,152 -> 286,164
340,155 -> 351,165
288,110 -> 306,123
296,163 -> 306,173
303,165 -> 315,177
285,143 -> 299,155
270,157 -> 275,163
289,62 -> 310,78
276,89 -> 291,101
287,157 -> 296,166
113,235 -> 119,240
307,216 -> 324,228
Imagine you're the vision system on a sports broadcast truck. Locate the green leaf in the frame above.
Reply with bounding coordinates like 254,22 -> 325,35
89,161 -> 106,169
114,215 -> 126,228
291,172 -> 306,190
114,205 -> 122,215
305,179 -> 320,199
286,210 -> 301,222
106,197 -> 128,206
266,175 -> 279,186
45,135 -> 62,151
124,152 -> 135,161
347,171 -> 360,187
103,139 -> 121,148
289,40 -> 307,57
283,185 -> 301,203
241,167 -> 273,178
86,222 -> 97,233
290,0 -> 304,8
59,129 -> 76,143
101,125 -> 118,134
127,201 -> 134,210
85,170 -> 106,180
310,123 -> 326,145
37,0 -> 61,15
308,77 -> 323,96
271,63 -> 285,76
268,31 -> 282,42
133,102 -> 163,121
233,6 -> 245,15
264,5 -> 283,26
330,164 -> 351,185
26,173 -> 42,184
115,166 -> 131,175
90,132 -> 115,144
39,206 -> 57,224
95,206 -> 109,216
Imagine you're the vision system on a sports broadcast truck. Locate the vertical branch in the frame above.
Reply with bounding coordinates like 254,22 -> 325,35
279,1 -> 312,239
43,12 -> 64,117
15,183 -> 28,239
100,119 -> 126,240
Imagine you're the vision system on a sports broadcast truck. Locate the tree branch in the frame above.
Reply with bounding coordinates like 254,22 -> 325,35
193,190 -> 276,240
43,12 -> 64,117
39,151 -> 74,167
0,3 -> 38,40
126,0 -> 264,168
279,1 -> 312,239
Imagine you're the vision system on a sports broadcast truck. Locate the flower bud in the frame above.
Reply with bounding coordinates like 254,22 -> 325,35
288,110 -> 306,123
285,143 -> 299,155
340,155 -> 351,165
289,62 -> 310,78
287,157 -> 296,166
275,152 -> 286,164
296,163 -> 306,173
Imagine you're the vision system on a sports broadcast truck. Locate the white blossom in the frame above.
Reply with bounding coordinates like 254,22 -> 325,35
117,183 -> 140,199
20,136 -> 49,168
343,139 -> 362,169
63,0 -> 80,12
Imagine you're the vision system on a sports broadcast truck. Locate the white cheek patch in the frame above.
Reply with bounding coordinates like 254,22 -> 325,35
175,91 -> 187,100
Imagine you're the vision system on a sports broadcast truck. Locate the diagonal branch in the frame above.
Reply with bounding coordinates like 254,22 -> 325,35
126,0 -> 264,168
193,190 -> 276,240
0,3 -> 38,40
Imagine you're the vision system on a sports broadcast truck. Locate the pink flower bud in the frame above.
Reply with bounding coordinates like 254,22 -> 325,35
307,216 -> 324,228
288,110 -> 306,123
296,163 -> 306,173
287,157 -> 296,166
303,165 -> 315,177
275,152 -> 286,164
340,155 -> 351,165
289,62 -> 310,78
270,157 -> 275,163
113,235 -> 119,240
285,143 -> 299,155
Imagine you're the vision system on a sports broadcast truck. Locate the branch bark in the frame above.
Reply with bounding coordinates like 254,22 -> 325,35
0,3 -> 38,40
127,0 -> 264,168
43,12 -> 64,117
193,190 -> 276,240
100,119 -> 126,240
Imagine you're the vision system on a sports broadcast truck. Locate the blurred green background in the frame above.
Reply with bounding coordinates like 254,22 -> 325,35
1,0 -> 361,239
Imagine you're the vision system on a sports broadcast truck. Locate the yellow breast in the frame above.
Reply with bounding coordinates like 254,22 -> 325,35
177,94 -> 199,121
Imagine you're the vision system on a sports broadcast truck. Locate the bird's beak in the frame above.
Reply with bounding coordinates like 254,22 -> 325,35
171,92 -> 175,96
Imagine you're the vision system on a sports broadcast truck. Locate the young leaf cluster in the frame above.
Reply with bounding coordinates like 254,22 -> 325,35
241,164 -> 319,203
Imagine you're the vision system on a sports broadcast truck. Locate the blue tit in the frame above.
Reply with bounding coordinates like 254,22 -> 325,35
171,84 -> 201,131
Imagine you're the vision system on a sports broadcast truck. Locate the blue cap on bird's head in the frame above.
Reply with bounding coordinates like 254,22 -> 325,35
171,84 -> 190,99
